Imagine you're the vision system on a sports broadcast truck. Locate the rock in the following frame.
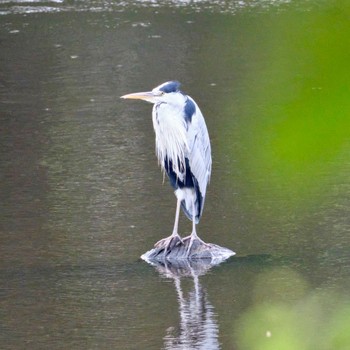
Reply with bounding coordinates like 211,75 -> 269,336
141,236 -> 235,266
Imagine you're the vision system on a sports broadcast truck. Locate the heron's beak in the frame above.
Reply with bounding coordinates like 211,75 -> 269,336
120,91 -> 155,103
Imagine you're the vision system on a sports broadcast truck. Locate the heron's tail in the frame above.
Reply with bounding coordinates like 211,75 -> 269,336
179,185 -> 204,224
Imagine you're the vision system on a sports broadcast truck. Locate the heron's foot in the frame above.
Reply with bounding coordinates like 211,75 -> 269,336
182,234 -> 211,257
154,233 -> 183,255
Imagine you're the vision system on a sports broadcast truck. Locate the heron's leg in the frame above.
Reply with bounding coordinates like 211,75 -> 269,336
185,200 -> 208,256
154,198 -> 183,253
172,196 -> 182,236
186,201 -> 199,255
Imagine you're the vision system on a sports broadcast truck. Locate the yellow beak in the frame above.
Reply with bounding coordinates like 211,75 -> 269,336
120,91 -> 155,103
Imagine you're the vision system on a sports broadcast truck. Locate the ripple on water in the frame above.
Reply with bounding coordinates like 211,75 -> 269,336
0,0 -> 307,16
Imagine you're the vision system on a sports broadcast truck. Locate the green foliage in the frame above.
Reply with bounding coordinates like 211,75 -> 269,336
223,2 -> 350,214
221,4 -> 350,347
235,268 -> 350,350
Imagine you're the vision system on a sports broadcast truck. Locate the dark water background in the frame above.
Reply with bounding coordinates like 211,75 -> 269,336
1,1 -> 349,349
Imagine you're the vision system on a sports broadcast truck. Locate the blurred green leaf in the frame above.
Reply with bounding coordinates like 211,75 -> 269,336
235,268 -> 350,350
223,2 -> 350,214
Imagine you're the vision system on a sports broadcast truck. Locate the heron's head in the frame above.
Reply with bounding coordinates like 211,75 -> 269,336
121,81 -> 185,105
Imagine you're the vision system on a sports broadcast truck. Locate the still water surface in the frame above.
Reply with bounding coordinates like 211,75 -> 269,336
1,1 -> 349,349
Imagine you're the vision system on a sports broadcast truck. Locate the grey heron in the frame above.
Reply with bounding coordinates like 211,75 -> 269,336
121,81 -> 212,256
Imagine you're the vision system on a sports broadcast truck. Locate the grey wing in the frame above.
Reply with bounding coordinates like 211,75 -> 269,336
186,98 -> 212,214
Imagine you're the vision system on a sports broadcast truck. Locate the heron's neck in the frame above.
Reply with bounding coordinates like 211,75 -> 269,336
152,103 -> 188,174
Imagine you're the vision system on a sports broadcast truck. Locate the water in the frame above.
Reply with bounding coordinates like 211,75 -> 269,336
1,1 -> 349,349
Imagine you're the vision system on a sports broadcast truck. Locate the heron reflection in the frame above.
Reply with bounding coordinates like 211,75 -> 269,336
152,259 -> 220,350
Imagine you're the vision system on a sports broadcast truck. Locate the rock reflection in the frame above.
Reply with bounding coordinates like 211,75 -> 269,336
151,260 -> 220,350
